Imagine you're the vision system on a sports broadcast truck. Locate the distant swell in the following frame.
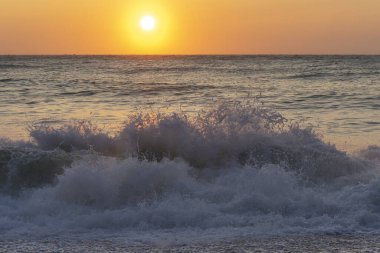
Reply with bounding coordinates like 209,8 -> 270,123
0,78 -> 13,82
0,102 -> 379,240
281,72 -> 333,80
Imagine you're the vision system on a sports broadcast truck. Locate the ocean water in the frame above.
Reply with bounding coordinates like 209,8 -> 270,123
1,55 -> 380,250
1,55 -> 380,149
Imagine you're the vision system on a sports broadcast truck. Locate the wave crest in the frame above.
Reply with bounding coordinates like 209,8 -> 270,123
28,102 -> 367,183
0,102 -> 379,238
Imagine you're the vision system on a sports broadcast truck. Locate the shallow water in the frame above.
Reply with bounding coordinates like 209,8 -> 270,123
2,234 -> 380,252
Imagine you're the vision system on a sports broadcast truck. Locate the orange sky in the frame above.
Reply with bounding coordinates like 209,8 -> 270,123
0,0 -> 379,55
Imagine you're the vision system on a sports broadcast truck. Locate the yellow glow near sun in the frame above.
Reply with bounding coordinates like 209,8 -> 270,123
124,1 -> 175,54
140,15 -> 156,31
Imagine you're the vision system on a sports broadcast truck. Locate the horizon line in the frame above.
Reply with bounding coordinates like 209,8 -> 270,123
1,53 -> 380,57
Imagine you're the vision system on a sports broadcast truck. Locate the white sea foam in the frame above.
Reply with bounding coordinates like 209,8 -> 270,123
0,103 -> 379,242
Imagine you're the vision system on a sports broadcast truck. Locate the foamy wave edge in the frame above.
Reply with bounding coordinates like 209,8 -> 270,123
1,102 -> 380,240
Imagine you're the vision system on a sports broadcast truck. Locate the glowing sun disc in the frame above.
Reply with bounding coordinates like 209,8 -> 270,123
140,16 -> 156,31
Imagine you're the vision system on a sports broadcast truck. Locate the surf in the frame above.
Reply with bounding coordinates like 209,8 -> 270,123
0,102 -> 379,240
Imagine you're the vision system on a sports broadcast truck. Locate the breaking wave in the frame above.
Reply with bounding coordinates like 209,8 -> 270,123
0,102 -> 379,241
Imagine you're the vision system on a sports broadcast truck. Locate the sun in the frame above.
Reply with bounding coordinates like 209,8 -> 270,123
125,3 -> 171,53
140,15 -> 156,31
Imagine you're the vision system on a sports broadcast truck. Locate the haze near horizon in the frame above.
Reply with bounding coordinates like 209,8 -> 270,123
0,0 -> 379,55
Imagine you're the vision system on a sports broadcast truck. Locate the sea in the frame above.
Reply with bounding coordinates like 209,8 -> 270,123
0,55 -> 380,252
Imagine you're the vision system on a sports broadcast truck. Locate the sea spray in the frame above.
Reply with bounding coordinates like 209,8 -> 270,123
0,102 -> 379,240
28,102 -> 368,181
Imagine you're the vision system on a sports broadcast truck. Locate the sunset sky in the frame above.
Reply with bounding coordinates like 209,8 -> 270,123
1,0 -> 379,55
